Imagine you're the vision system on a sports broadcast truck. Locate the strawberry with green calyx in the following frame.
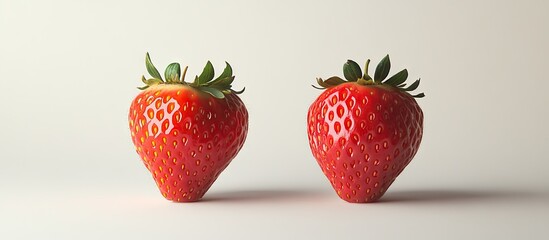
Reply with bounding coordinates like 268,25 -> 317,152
130,53 -> 248,202
308,55 -> 424,203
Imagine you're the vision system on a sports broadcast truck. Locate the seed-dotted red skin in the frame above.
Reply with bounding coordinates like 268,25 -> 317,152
129,85 -> 248,202
307,82 -> 423,203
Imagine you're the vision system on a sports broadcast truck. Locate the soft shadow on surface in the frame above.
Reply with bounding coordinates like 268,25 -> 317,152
380,189 -> 548,204
202,188 -> 330,202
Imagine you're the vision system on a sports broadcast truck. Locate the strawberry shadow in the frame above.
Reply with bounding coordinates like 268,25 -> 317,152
379,189 -> 547,203
202,188 -> 330,202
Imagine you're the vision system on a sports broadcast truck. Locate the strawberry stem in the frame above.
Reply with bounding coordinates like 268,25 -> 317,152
363,59 -> 372,80
313,55 -> 424,98
181,66 -> 188,82
138,53 -> 243,99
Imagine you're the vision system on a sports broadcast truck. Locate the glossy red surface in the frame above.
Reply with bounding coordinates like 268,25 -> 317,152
307,83 -> 423,203
129,85 -> 248,202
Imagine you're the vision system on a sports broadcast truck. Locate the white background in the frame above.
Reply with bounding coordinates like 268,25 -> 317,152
1,0 -> 548,239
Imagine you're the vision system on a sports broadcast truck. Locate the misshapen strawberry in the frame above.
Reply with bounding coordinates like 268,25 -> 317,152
129,53 -> 248,202
307,55 -> 424,203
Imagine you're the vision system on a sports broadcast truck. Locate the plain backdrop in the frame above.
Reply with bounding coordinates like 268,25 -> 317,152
1,0 -> 548,239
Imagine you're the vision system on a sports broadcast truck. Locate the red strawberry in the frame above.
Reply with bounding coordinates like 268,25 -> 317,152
129,53 -> 248,202
307,55 -> 424,203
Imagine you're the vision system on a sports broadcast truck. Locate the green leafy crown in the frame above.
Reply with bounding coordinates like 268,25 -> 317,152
139,52 -> 244,99
314,55 -> 424,98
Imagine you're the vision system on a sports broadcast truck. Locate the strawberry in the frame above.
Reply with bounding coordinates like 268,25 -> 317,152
307,55 -> 424,203
129,53 -> 248,202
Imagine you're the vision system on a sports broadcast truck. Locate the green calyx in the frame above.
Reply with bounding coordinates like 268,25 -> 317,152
138,52 -> 244,99
314,55 -> 425,98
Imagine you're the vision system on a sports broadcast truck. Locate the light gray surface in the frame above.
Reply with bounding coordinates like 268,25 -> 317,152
1,0 -> 548,239
2,185 -> 548,239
